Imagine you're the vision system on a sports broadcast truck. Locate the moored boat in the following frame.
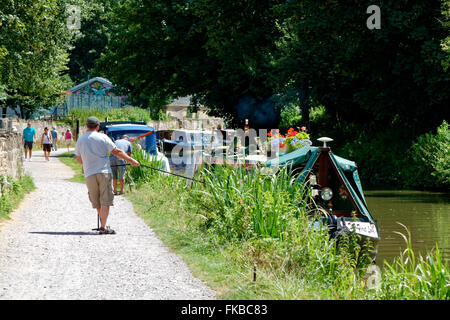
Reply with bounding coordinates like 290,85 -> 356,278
265,138 -> 380,246
100,122 -> 171,173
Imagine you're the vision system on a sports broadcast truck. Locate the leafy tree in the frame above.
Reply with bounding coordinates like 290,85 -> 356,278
442,0 -> 450,71
273,1 -> 450,186
96,0 -> 284,128
67,0 -> 121,84
0,0 -> 75,118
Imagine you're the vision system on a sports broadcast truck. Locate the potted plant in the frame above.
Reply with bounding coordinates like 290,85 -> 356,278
284,126 -> 312,153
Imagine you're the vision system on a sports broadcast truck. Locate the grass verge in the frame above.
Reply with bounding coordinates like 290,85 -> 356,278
0,175 -> 35,222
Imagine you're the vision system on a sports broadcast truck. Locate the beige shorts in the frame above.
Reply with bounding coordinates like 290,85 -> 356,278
85,173 -> 114,208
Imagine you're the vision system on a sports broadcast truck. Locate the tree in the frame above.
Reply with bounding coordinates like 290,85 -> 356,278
0,0 -> 75,118
275,0 -> 450,137
96,0 -> 284,128
270,0 -> 450,186
67,0 -> 121,84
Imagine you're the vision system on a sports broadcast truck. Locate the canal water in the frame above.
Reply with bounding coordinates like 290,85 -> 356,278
365,190 -> 450,266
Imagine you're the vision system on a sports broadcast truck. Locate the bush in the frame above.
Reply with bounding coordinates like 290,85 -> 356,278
0,175 -> 35,219
68,106 -> 151,125
404,120 -> 450,189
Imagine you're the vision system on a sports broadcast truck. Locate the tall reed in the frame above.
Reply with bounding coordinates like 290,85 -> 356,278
127,144 -> 166,186
190,165 -> 309,241
376,223 -> 450,300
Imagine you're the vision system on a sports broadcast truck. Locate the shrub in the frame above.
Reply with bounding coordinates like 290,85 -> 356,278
0,175 -> 35,219
404,120 -> 450,189
68,106 -> 151,125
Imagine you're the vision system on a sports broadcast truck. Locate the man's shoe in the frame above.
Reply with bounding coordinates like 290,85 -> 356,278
98,226 -> 116,235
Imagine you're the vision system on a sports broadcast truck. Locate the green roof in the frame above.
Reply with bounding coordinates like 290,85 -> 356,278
266,147 -> 357,172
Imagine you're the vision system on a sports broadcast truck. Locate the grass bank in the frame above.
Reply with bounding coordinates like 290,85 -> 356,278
0,175 -> 35,222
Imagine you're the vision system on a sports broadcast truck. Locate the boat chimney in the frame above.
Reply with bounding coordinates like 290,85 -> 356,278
317,137 -> 333,148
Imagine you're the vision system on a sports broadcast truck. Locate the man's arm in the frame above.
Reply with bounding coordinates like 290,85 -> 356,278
76,156 -> 83,165
111,147 -> 139,166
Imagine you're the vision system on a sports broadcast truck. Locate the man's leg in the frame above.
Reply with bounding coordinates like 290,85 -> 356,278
97,205 -> 110,229
98,173 -> 114,231
119,179 -> 125,193
112,179 -> 118,194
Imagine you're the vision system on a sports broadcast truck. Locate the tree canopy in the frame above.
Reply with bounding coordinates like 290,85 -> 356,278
0,0 -> 75,118
96,0 -> 449,133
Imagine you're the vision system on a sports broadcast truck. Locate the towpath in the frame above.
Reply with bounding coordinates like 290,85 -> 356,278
0,149 -> 215,300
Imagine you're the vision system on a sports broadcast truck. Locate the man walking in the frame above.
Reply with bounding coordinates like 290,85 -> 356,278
74,116 -> 140,234
22,121 -> 36,161
51,127 -> 58,151
110,135 -> 132,195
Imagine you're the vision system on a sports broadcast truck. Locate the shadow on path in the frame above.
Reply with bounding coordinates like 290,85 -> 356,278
29,231 -> 100,236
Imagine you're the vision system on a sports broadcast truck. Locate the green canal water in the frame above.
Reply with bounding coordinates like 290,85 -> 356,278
365,190 -> 450,266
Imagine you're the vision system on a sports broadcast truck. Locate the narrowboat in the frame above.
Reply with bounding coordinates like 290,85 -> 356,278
265,138 -> 380,244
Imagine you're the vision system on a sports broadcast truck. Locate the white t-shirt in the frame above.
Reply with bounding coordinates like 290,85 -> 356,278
74,131 -> 117,178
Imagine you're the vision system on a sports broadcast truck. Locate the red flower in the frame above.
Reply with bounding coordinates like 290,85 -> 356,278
280,143 -> 286,148
288,131 -> 298,137
267,132 -> 272,137
288,127 -> 294,133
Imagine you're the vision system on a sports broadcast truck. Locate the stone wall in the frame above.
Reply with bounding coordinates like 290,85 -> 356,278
0,127 -> 24,180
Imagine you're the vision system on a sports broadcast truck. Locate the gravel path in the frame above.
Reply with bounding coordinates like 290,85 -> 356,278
0,149 -> 215,300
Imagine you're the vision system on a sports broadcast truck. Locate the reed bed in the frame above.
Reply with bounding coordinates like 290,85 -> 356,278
127,145 -> 168,187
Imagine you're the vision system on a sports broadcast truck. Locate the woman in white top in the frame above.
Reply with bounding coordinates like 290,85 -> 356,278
41,127 -> 53,161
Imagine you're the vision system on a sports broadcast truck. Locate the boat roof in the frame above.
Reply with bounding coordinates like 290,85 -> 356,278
266,146 -> 357,172
265,146 -> 373,222
106,124 -> 155,133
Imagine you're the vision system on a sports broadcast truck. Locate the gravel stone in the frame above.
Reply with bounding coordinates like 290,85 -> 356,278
0,149 -> 215,300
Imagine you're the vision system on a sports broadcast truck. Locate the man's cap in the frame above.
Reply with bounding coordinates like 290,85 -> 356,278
122,135 -> 129,139
86,116 -> 100,125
